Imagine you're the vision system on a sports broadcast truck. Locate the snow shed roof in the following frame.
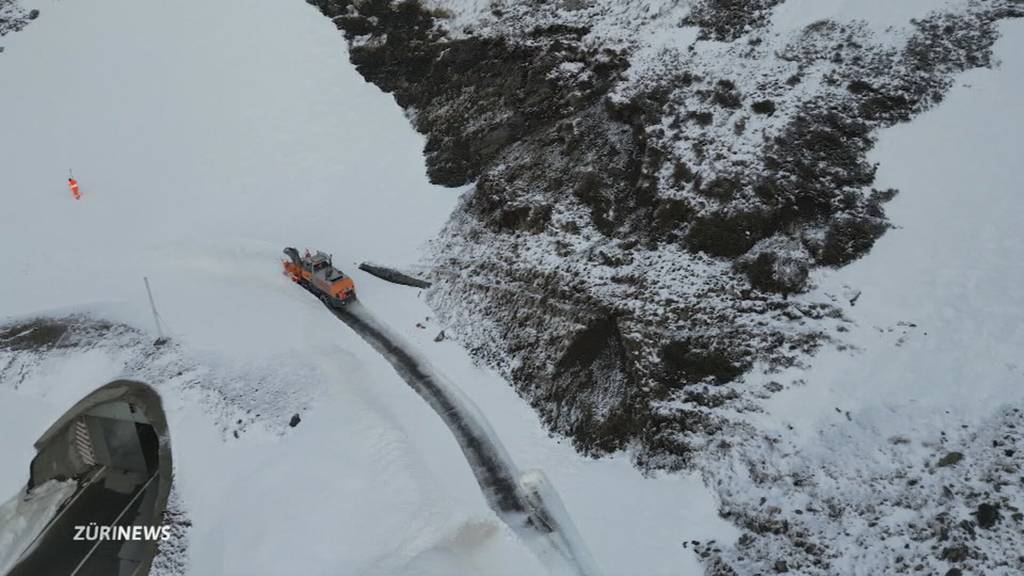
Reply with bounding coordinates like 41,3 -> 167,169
25,380 -> 173,576
32,380 -> 169,464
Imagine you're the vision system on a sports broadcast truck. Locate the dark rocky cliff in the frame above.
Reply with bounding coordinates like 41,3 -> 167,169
306,0 -> 1022,468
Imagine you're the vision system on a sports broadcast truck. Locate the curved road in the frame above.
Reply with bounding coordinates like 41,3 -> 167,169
330,301 -> 598,576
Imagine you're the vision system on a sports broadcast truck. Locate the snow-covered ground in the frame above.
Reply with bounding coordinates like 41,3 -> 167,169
0,0 -> 733,574
702,17 -> 1024,575
762,16 -> 1024,442
5,0 -> 1020,574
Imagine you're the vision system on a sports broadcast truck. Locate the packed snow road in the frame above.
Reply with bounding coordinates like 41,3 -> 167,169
331,300 -> 600,576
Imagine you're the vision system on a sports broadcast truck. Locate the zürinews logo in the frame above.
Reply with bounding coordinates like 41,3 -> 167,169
73,524 -> 172,542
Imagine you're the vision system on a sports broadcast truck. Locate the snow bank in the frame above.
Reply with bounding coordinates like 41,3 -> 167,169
354,275 -> 738,576
337,302 -> 597,575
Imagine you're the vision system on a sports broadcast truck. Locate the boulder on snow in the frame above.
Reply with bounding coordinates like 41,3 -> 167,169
288,413 -> 301,428
976,502 -> 1000,529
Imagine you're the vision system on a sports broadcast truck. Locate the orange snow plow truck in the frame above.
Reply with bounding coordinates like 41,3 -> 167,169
282,247 -> 356,307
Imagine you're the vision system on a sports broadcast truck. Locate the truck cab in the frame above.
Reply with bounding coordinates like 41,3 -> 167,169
283,247 -> 356,307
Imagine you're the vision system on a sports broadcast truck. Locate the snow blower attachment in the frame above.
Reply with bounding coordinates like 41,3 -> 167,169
283,247 -> 356,307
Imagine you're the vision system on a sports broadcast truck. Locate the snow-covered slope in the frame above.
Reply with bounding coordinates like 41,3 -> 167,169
3,0 -> 1022,574
305,0 -> 1024,474
698,21 -> 1024,574
0,0 -> 732,574
302,0 -> 1024,574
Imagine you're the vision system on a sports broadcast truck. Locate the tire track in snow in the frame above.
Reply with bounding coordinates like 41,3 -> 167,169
330,301 -> 599,576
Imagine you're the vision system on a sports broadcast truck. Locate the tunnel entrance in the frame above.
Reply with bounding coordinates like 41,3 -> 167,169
5,381 -> 172,576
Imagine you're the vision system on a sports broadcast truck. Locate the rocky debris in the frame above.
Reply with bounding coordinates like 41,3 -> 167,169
306,0 -> 1023,469
976,502 -> 1001,529
288,413 -> 301,428
150,489 -> 192,576
699,405 -> 1024,575
0,0 -> 36,40
0,315 -> 312,440
938,451 -> 965,467
0,318 -> 74,350
683,0 -> 786,41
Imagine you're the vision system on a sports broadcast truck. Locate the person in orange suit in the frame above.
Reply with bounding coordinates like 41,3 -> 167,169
68,177 -> 81,200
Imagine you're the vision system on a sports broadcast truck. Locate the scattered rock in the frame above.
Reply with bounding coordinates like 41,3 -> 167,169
288,413 -> 301,428
976,503 -> 1000,529
937,452 -> 964,467
941,545 -> 968,563
751,99 -> 776,115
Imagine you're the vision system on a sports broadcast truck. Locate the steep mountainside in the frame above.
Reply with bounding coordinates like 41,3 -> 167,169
306,0 -> 1023,468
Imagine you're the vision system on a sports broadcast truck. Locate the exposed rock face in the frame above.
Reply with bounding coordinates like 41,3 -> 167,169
683,0 -> 786,41
329,0 -> 626,188
306,0 -> 1023,466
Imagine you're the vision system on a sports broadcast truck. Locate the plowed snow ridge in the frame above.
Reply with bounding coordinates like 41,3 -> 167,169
334,301 -> 599,576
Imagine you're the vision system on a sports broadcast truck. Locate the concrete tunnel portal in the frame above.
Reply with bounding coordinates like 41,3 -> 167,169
7,380 -> 172,576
